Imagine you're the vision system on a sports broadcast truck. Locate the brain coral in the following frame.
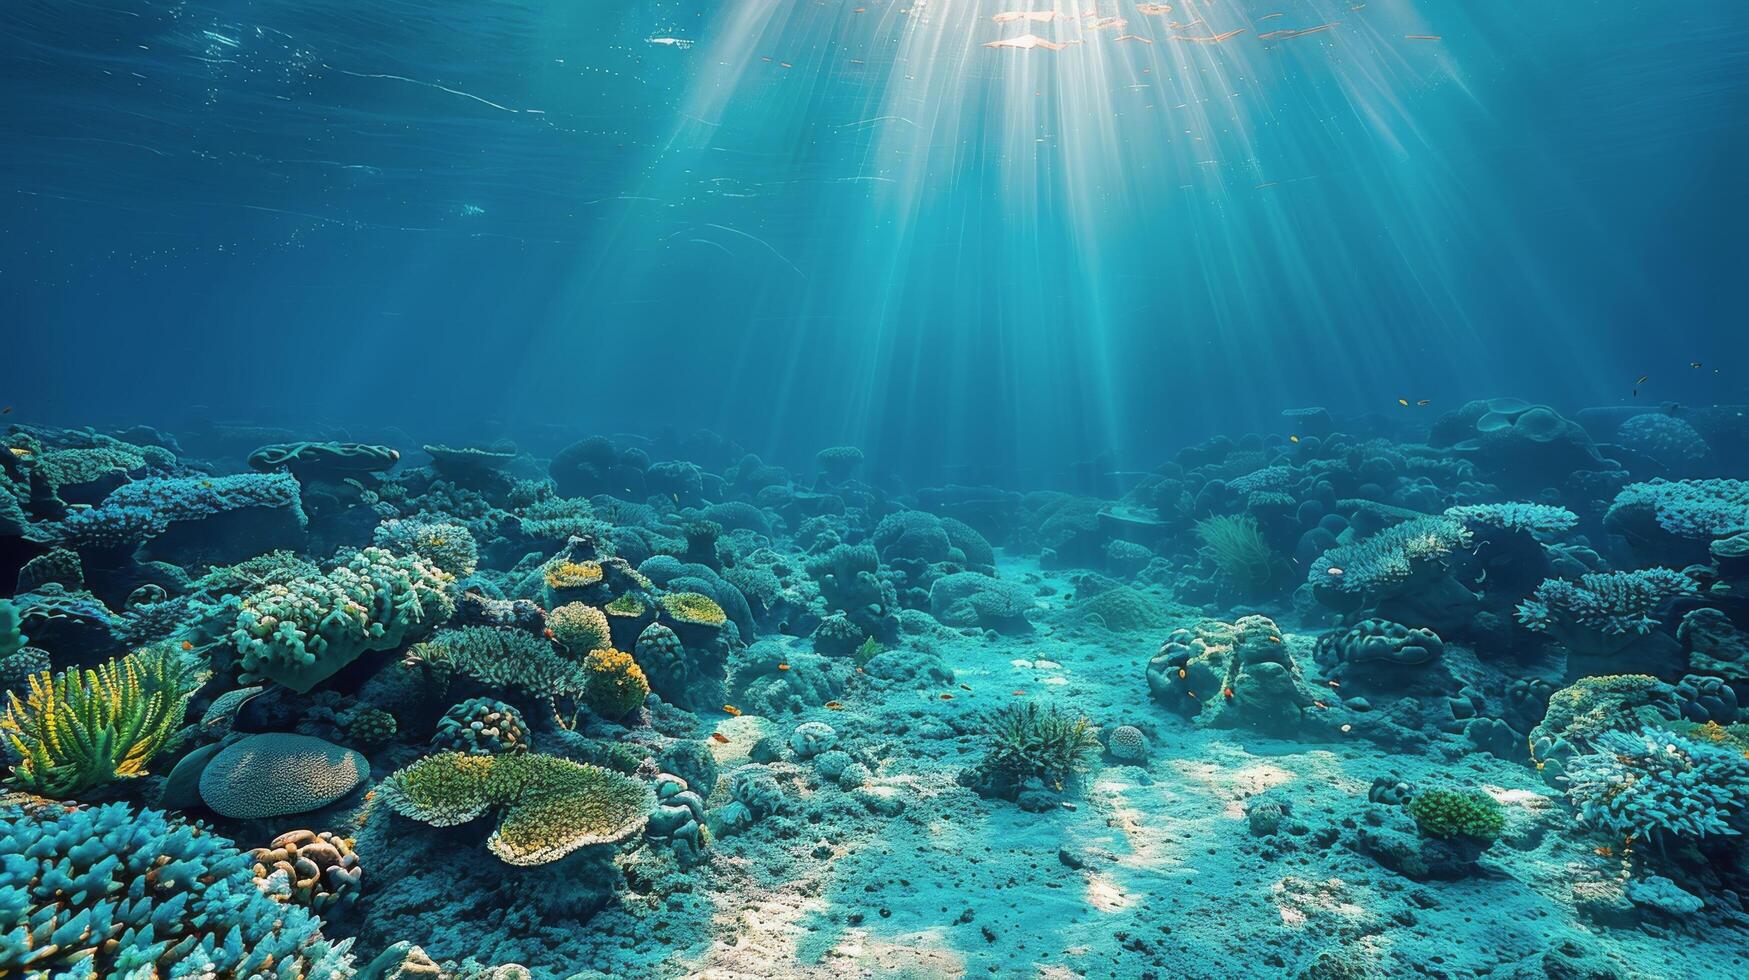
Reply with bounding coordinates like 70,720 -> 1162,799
198,732 -> 369,819
0,800 -> 353,977
378,751 -> 655,865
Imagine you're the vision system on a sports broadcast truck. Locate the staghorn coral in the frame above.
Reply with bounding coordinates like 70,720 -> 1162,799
231,546 -> 455,693
377,751 -> 655,865
0,799 -> 354,977
2,643 -> 201,797
1445,502 -> 1578,535
1308,515 -> 1471,595
414,627 -> 588,700
1516,568 -> 1693,664
976,701 -> 1100,793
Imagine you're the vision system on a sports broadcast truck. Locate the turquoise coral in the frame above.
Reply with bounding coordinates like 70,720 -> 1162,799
0,799 -> 355,977
231,546 -> 455,693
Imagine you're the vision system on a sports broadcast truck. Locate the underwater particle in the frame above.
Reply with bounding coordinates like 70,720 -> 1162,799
1258,22 -> 1339,41
984,34 -> 1068,51
992,10 -> 1067,23
1135,3 -> 1172,14
1405,34 -> 1442,41
1173,28 -> 1245,43
1418,399 -> 1431,406
647,36 -> 694,49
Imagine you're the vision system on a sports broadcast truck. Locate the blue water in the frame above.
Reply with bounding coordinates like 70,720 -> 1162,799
3,0 -> 1746,480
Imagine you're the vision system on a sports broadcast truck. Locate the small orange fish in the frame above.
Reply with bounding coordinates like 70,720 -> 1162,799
1594,845 -> 1614,857
1177,668 -> 1187,679
1327,680 -> 1341,689
777,663 -> 790,671
1012,690 -> 1026,696
1267,635 -> 1281,643
181,640 -> 194,651
1222,687 -> 1235,699
543,627 -> 556,640
710,732 -> 730,744
1312,700 -> 1329,709
940,693 -> 954,700
1289,435 -> 1300,443
722,704 -> 742,717
825,700 -> 845,710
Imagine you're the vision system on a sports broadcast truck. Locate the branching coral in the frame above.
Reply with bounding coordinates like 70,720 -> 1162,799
1445,503 -> 1578,535
414,627 -> 588,699
1308,515 -> 1471,594
1,643 -> 201,797
0,800 -> 353,976
378,751 -> 656,865
1408,789 -> 1505,844
1564,726 -> 1749,847
1516,569 -> 1693,658
374,517 -> 479,578
50,472 -> 307,549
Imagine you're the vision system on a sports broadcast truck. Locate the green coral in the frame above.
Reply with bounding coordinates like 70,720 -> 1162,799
1408,789 -> 1505,844
414,626 -> 588,698
549,602 -> 612,654
377,751 -> 656,865
581,648 -> 649,721
659,591 -> 727,627
231,546 -> 455,693
981,701 -> 1101,790
1,643 -> 202,798
1194,514 -> 1276,591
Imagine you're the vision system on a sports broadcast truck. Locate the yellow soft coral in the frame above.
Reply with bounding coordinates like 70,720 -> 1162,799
2,644 -> 201,797
659,592 -> 726,627
582,648 -> 649,721
544,560 -> 604,590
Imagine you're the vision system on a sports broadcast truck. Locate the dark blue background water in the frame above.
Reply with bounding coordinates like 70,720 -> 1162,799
3,0 -> 1746,483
